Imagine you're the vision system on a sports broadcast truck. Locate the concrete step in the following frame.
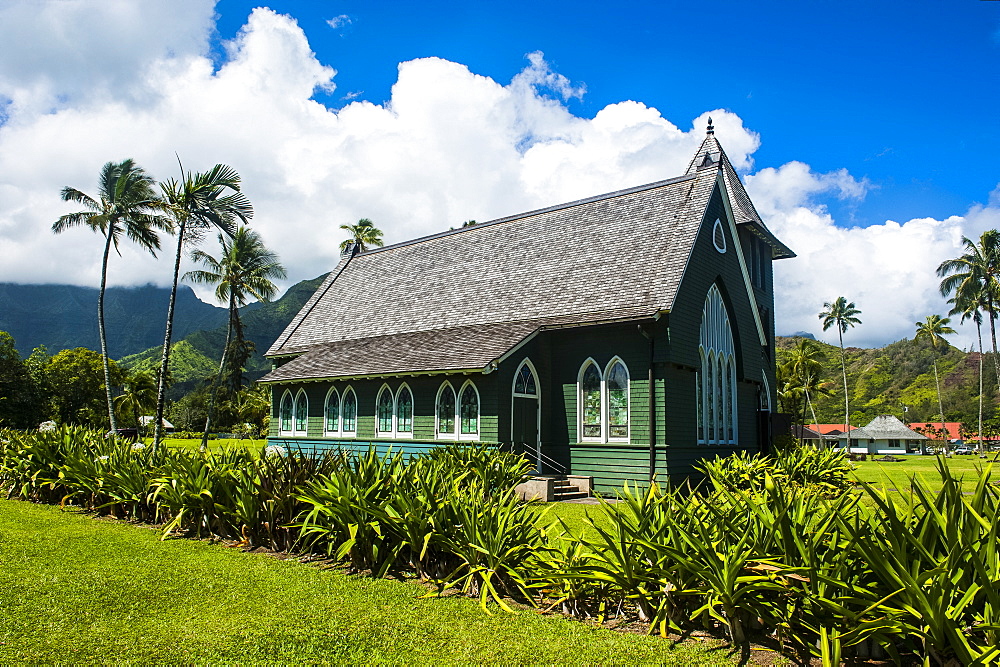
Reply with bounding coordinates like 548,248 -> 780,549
554,490 -> 590,500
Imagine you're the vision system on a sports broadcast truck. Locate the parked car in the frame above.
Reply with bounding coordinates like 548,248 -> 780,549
953,446 -> 973,455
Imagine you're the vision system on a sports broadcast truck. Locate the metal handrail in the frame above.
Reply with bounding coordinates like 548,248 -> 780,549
509,441 -> 566,475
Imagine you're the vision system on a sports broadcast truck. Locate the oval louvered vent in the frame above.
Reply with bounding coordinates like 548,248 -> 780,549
712,219 -> 726,253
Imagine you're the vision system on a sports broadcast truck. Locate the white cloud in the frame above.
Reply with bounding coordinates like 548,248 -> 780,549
0,3 -> 994,351
747,163 -> 1000,349
326,14 -> 352,30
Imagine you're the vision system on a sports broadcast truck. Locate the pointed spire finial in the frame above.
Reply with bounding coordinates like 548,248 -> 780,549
706,117 -> 714,135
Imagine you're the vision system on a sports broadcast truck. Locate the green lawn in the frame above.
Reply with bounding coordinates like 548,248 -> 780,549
160,436 -> 267,452
849,453 -> 1000,493
0,499 -> 732,665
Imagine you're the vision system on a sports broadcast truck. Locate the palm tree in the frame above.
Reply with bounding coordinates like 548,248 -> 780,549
948,290 -> 985,456
52,159 -> 168,432
781,338 -> 832,443
113,370 -> 157,435
914,315 -> 956,450
185,226 -> 286,450
819,297 -> 862,449
152,163 -> 253,448
938,231 -> 1000,389
339,218 -> 384,252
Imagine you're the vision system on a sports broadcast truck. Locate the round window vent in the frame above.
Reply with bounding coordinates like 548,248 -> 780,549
712,219 -> 726,253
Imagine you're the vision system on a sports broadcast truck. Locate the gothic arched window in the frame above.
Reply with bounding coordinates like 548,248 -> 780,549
698,285 -> 737,444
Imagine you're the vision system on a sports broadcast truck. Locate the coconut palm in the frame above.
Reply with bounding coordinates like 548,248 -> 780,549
152,163 -> 253,447
52,159 -> 169,431
185,226 -> 286,450
339,218 -> 384,252
948,291 -> 985,455
781,338 -> 832,442
914,315 -> 956,449
938,230 -> 1000,389
113,370 -> 157,435
819,297 -> 862,447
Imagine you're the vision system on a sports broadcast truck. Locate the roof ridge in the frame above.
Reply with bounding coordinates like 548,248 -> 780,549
358,173 -> 696,257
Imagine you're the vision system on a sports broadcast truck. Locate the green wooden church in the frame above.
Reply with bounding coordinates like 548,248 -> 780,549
261,123 -> 794,493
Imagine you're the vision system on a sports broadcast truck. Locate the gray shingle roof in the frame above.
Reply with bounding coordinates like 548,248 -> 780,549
838,415 -> 928,440
260,306 -> 654,383
686,135 -> 794,260
267,169 -> 717,358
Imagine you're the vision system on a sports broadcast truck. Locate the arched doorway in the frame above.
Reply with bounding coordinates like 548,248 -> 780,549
511,359 -> 541,471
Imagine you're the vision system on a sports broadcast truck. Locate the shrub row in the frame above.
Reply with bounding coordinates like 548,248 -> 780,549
1,428 -> 997,664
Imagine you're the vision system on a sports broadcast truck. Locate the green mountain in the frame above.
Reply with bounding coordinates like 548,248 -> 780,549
119,274 -> 327,392
776,335 -> 999,428
0,283 -> 229,357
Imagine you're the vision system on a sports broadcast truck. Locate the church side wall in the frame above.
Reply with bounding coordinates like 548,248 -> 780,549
266,372 -> 499,456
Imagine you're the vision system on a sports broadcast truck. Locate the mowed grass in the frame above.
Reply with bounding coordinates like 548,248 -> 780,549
0,499 -> 731,665
850,452 -> 1000,493
159,437 -> 267,452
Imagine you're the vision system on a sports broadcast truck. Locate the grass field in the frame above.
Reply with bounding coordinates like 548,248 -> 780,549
0,499 -> 732,665
849,453 -> 1000,493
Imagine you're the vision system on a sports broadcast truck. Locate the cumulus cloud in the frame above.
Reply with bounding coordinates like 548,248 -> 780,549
0,2 -> 995,350
747,164 -> 1000,349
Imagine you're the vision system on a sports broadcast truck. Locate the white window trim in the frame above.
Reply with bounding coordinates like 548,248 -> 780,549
604,357 -> 631,443
323,386 -> 341,437
376,383 -> 395,438
712,218 -> 727,254
435,381 -> 457,440
577,358 -> 604,443
279,389 -> 294,435
341,386 -> 358,435
292,389 -> 309,437
457,380 -> 481,441
395,383 -> 414,438
512,357 -> 540,399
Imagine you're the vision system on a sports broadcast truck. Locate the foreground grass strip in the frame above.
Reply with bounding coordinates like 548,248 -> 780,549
0,500 -> 729,664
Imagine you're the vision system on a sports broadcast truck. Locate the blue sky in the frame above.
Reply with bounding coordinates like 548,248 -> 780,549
0,0 -> 998,347
210,0 -> 1000,226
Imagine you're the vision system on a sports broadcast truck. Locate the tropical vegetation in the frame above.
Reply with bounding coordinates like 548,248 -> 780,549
185,226 -> 286,449
338,217 -> 384,252
2,429 -> 999,664
51,159 -> 169,431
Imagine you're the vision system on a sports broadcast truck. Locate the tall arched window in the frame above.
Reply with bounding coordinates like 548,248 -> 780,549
279,391 -> 293,434
324,387 -> 340,435
436,382 -> 456,439
342,387 -> 357,434
396,385 -> 413,435
577,358 -> 630,442
606,359 -> 629,440
460,382 -> 479,438
580,361 -> 602,440
698,285 -> 737,444
293,389 -> 308,435
376,385 -> 394,436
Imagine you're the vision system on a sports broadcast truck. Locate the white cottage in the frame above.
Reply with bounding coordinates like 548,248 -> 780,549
837,415 -> 927,455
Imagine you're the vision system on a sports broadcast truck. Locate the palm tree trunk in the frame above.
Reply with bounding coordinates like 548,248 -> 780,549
153,221 -> 185,448
98,232 -> 118,432
839,328 -> 850,451
990,311 -> 1000,392
806,387 -> 821,449
200,292 -> 235,452
978,322 -> 985,456
933,358 -> 945,453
